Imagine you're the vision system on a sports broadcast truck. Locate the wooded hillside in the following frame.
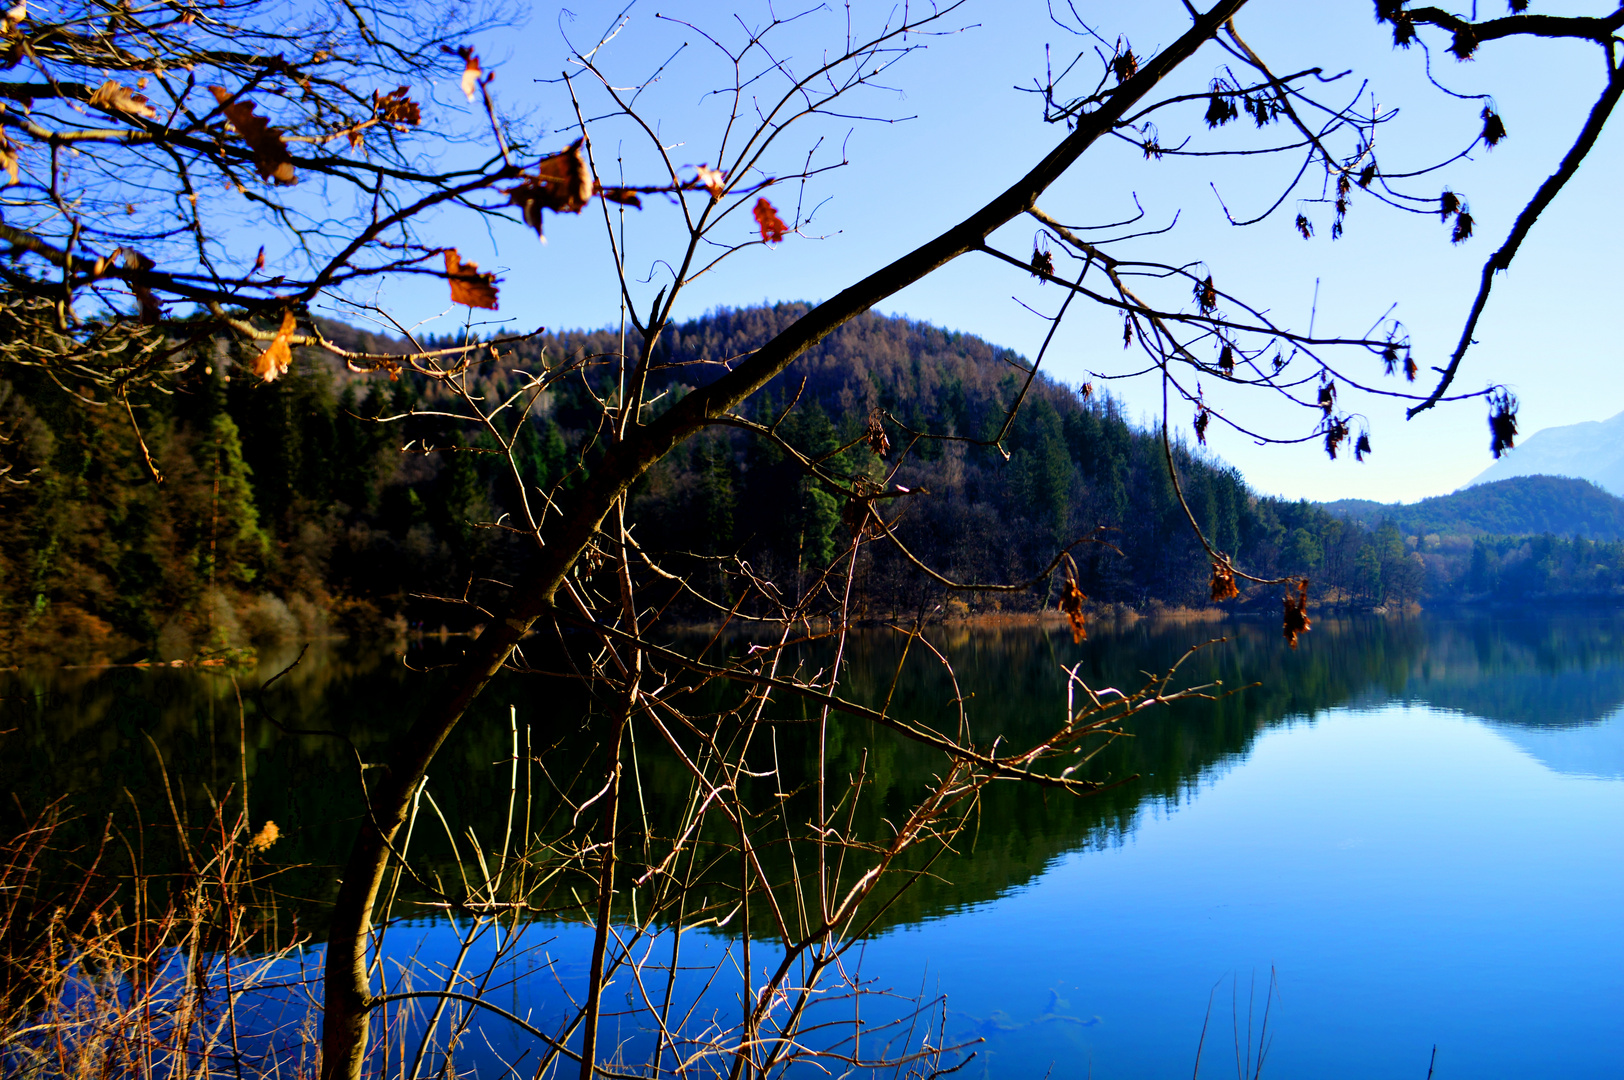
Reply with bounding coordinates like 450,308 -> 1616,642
4,306 -> 1620,663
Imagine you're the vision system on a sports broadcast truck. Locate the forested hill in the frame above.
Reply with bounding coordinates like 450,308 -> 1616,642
1322,476 -> 1624,541
3,304 -> 1621,663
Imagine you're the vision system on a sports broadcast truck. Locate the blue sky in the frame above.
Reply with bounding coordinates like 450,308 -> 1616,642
333,1 -> 1624,504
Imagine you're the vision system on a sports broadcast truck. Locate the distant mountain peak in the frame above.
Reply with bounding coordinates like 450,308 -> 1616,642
1467,409 -> 1624,498
1323,474 -> 1624,540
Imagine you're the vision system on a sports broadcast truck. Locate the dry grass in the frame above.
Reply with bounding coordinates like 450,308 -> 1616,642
0,785 -> 319,1079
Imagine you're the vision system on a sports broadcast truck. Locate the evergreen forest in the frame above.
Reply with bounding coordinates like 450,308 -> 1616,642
4,304 -> 1621,663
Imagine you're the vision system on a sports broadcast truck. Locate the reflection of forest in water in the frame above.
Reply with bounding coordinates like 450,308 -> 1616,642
4,610 -> 1622,930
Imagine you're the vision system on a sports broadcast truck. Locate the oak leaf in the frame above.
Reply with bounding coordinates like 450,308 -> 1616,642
1282,580 -> 1311,648
253,310 -> 296,382
444,248 -> 498,310
209,86 -> 296,185
1111,47 -> 1138,83
373,86 -> 421,127
1195,274 -> 1217,313
89,80 -> 157,120
246,820 -> 280,853
458,47 -> 482,102
505,139 -> 593,238
865,408 -> 890,458
1317,379 -> 1336,416
1489,391 -> 1518,458
1059,566 -> 1088,643
753,198 -> 788,244
695,164 -> 726,199
120,247 -> 161,323
1323,417 -> 1349,460
1205,85 -> 1238,127
1030,246 -> 1054,280
1451,210 -> 1473,244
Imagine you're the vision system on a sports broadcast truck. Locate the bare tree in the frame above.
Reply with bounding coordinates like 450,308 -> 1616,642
5,1 -> 1621,1077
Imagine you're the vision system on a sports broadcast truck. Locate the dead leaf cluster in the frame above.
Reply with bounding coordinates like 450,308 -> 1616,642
1282,580 -> 1311,648
1059,562 -> 1088,643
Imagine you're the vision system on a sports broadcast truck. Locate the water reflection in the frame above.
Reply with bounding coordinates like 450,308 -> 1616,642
4,611 -> 1621,927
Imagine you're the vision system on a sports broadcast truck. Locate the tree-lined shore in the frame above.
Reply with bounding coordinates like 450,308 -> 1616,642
7,305 -> 1619,664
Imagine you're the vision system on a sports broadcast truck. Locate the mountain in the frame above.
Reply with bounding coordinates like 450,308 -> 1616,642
1322,475 -> 1624,540
1467,410 -> 1624,497
6,305 -> 1620,663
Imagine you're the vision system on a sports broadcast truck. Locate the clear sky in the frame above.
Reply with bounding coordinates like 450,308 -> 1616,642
342,1 -> 1624,504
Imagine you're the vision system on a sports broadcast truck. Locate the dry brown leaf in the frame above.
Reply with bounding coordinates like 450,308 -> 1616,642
458,47 -> 481,102
1282,579 -> 1311,649
505,139 -> 594,238
1489,390 -> 1518,459
753,197 -> 787,244
1210,561 -> 1239,602
444,248 -> 498,310
1030,246 -> 1054,280
253,310 -> 296,382
373,86 -> 421,127
865,408 -> 890,458
0,129 -> 17,186
1195,274 -> 1217,313
600,186 -> 642,208
246,820 -> 280,853
1059,567 -> 1088,643
695,164 -> 726,199
120,247 -> 161,323
89,79 -> 157,120
209,86 -> 296,185
253,246 -> 265,272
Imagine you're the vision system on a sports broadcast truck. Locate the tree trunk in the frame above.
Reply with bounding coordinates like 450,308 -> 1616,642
316,5 -> 1250,1075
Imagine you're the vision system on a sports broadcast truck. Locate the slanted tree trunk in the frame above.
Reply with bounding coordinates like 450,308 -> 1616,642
317,4 -> 1252,1075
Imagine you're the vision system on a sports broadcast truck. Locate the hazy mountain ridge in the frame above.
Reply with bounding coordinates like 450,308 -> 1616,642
1321,475 -> 1624,541
1468,410 -> 1624,497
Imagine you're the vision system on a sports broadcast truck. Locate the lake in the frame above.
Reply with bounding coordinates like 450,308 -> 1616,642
4,612 -> 1621,1077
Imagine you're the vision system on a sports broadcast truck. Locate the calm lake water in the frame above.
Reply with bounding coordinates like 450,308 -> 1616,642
4,612 -> 1622,1077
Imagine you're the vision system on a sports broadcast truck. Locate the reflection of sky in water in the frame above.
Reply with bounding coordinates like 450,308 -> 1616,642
384,703 -> 1623,1079
858,704 -> 1624,1079
1487,707 -> 1624,780
9,615 -> 1624,1076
